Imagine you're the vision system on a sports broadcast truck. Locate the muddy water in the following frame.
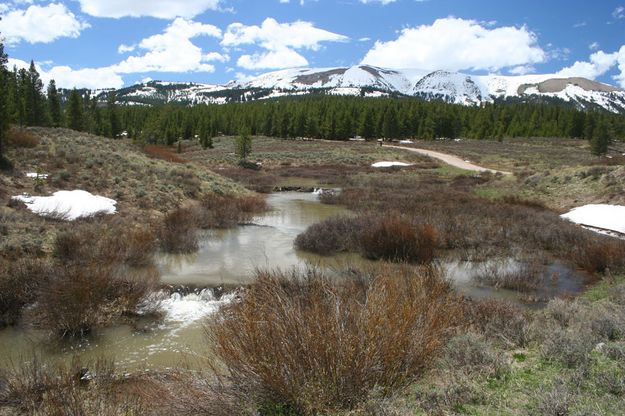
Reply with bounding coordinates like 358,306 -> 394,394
158,192 -> 351,285
0,192 -> 593,370
0,192 -> 350,370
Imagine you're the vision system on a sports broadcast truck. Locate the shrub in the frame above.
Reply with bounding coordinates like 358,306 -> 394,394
545,298 -> 581,328
535,379 -> 574,416
6,128 -> 40,148
0,258 -> 52,327
198,194 -> 267,229
29,263 -> 157,337
294,216 -> 360,255
540,328 -> 595,368
462,298 -> 530,347
160,206 -> 199,253
471,260 -> 542,293
0,357 -> 146,415
144,144 -> 186,163
360,217 -> 438,263
207,266 -> 462,414
440,333 -> 509,378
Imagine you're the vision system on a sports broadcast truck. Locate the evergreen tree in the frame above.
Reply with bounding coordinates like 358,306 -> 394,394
235,129 -> 252,160
18,61 -> 46,126
108,91 -> 121,138
47,80 -> 62,127
199,119 -> 213,149
66,88 -> 84,131
0,37 -> 10,169
359,108 -> 375,139
590,121 -> 610,155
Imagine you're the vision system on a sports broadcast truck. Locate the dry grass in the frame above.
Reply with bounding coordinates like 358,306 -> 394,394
204,266 -> 462,414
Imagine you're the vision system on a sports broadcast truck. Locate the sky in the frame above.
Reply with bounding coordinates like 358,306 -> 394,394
1,0 -> 624,89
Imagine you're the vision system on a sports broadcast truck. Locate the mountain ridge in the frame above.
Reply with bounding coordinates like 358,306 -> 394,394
71,65 -> 625,113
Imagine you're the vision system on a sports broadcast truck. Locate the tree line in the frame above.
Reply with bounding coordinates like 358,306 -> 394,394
1,33 -> 623,168
114,96 -> 623,153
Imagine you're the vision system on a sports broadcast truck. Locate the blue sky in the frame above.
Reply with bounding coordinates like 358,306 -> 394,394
1,0 -> 624,89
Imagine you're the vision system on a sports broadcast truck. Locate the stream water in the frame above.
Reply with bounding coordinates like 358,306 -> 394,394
0,191 -> 592,370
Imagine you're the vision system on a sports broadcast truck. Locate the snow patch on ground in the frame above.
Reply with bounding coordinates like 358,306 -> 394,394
371,161 -> 413,168
26,172 -> 48,179
561,204 -> 625,236
12,190 -> 117,220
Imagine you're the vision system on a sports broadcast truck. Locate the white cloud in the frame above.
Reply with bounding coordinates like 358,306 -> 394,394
204,51 -> 229,63
509,65 -> 535,75
0,3 -> 89,45
113,18 -> 222,74
589,42 -> 600,51
118,44 -> 136,54
76,0 -> 222,19
222,17 -> 347,69
237,47 -> 308,70
613,6 -> 624,20
223,18 -> 347,51
613,46 -> 625,88
557,50 -> 619,79
8,58 -> 124,89
361,17 -> 546,72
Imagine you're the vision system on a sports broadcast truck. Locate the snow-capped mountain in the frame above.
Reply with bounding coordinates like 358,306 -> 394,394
84,65 -> 625,113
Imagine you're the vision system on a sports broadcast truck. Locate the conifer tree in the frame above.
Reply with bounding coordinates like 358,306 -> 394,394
590,121 -> 610,156
107,91 -> 121,138
0,37 -> 10,169
66,88 -> 84,131
235,129 -> 252,161
47,80 -> 62,127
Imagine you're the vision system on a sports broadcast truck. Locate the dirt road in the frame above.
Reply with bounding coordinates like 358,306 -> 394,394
383,145 -> 512,175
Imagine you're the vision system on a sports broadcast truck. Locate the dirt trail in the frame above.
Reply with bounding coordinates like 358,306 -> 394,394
383,145 -> 512,175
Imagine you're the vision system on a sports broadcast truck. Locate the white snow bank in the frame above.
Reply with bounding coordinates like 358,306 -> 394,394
12,190 -> 117,220
561,204 -> 625,236
399,140 -> 413,144
142,289 -> 235,328
26,172 -> 49,179
371,161 -> 413,168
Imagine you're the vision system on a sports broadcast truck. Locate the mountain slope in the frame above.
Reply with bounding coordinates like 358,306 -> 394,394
77,65 -> 625,113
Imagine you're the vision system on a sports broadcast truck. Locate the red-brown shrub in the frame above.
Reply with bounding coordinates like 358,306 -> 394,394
207,266 -> 462,414
143,144 -> 186,163
360,217 -> 438,263
6,129 -> 40,148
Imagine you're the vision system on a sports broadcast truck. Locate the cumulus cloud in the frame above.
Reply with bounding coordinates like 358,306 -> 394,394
237,47 -> 308,70
557,50 -> 619,79
555,47 -> 625,88
76,0 -> 222,19
361,17 -> 546,72
613,46 -> 625,88
0,3 -> 89,45
222,17 -> 347,69
8,58 -> 124,89
6,17 -> 227,89
113,18 -> 222,74
613,6 -> 624,20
